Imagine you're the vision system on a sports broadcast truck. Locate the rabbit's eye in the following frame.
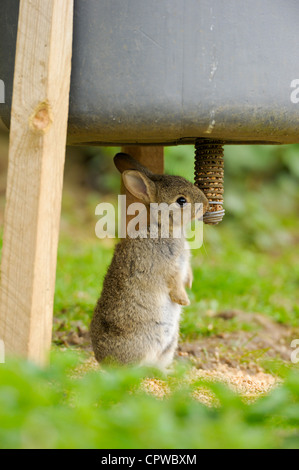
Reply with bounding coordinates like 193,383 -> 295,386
176,197 -> 187,207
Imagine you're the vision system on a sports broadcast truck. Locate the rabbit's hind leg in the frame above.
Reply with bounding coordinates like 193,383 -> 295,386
157,335 -> 178,370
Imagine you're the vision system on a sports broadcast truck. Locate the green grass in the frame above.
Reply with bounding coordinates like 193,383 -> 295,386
182,235 -> 299,338
53,236 -> 113,333
0,352 -> 298,449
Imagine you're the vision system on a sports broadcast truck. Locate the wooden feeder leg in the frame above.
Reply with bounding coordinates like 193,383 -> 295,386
0,0 -> 74,364
121,146 -> 164,228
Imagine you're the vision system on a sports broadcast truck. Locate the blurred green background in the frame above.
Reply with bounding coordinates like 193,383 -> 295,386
0,127 -> 298,448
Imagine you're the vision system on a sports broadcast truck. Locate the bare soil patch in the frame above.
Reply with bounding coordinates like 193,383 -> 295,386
178,309 -> 297,373
57,309 -> 297,403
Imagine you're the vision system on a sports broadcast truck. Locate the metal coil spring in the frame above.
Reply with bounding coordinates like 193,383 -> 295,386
194,138 -> 225,225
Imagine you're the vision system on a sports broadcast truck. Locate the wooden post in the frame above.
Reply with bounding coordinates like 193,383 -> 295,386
121,146 -> 164,228
0,0 -> 74,364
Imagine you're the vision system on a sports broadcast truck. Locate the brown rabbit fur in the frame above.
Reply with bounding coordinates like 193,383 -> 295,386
90,153 -> 209,369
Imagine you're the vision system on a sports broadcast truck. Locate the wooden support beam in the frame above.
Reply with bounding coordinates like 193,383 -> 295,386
121,146 -> 164,229
0,0 -> 74,364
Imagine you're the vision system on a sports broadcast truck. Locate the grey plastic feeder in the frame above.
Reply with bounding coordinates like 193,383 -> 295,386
1,0 -> 299,146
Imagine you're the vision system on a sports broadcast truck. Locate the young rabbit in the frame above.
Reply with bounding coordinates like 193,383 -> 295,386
90,153 -> 209,369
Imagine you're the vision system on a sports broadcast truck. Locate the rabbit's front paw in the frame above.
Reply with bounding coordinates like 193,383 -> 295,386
170,290 -> 190,306
185,265 -> 193,289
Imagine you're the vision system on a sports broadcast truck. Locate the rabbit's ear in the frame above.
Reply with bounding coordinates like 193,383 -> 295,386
122,170 -> 156,203
114,153 -> 153,176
